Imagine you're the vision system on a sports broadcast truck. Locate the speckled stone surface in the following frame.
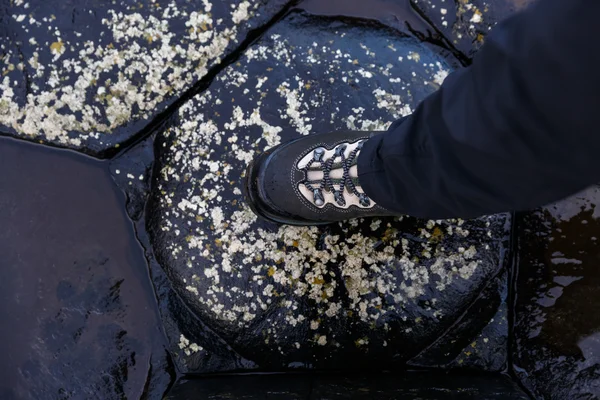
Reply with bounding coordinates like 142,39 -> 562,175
0,0 -> 290,155
514,186 -> 600,400
145,11 -> 511,371
410,0 -> 536,58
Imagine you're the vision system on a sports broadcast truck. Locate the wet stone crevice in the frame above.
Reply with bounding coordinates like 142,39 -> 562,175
3,0 -> 596,399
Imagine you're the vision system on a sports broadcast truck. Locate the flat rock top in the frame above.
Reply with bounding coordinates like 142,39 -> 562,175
147,12 -> 510,370
0,0 -> 289,154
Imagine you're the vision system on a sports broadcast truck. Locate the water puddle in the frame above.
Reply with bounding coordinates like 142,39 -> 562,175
514,187 -> 600,398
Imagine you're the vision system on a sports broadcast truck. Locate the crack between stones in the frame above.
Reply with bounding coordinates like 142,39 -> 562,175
506,211 -> 537,400
406,1 -> 472,67
406,255 -> 509,368
132,215 -> 257,374
105,0 -> 302,161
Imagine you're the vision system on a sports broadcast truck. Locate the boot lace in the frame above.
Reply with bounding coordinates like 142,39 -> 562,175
300,141 -> 372,208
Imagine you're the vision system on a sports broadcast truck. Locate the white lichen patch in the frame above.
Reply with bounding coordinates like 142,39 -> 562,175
0,0 -> 284,151
150,15 -> 506,357
178,334 -> 204,356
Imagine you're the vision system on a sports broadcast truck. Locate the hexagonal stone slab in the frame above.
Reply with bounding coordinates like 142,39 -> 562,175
147,11 -> 511,371
514,186 -> 600,399
0,0 -> 289,155
411,0 -> 536,58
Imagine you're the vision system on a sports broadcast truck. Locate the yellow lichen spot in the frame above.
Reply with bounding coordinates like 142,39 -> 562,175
312,277 -> 325,285
382,227 -> 398,243
215,239 -> 223,247
292,240 -> 299,248
352,59 -> 359,65
267,267 -> 275,277
266,67 -> 273,72
471,342 -> 477,348
415,317 -> 422,323
465,351 -> 472,356
195,215 -> 204,222
431,227 -> 444,241
255,254 -> 263,262
476,33 -> 485,43
304,83 -> 311,90
49,41 -> 64,53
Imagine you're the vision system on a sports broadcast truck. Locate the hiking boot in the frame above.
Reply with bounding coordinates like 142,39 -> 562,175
243,130 -> 394,226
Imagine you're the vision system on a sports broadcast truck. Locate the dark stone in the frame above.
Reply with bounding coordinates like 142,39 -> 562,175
0,0 -> 290,155
513,186 -> 600,399
0,137 -> 171,399
146,11 -> 511,373
410,0 -> 536,58
166,371 -> 531,399
408,269 -> 509,371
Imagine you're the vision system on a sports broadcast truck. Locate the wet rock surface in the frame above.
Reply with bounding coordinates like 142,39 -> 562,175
0,0 -> 290,155
0,137 -> 172,399
408,269 -> 509,371
6,0 -> 596,398
146,11 -> 511,372
514,187 -> 600,399
410,0 -> 535,58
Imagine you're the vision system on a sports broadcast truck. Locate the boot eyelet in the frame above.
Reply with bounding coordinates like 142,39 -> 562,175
313,188 -> 325,207
313,148 -> 325,161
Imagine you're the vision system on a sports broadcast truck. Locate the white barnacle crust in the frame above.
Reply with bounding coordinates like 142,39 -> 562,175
1,0 -> 273,151
178,334 -> 203,356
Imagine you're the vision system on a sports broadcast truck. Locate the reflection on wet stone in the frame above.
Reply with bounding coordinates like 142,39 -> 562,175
0,0 -> 290,154
147,11 -> 511,371
0,138 -> 169,399
514,186 -> 600,399
410,0 -> 536,58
